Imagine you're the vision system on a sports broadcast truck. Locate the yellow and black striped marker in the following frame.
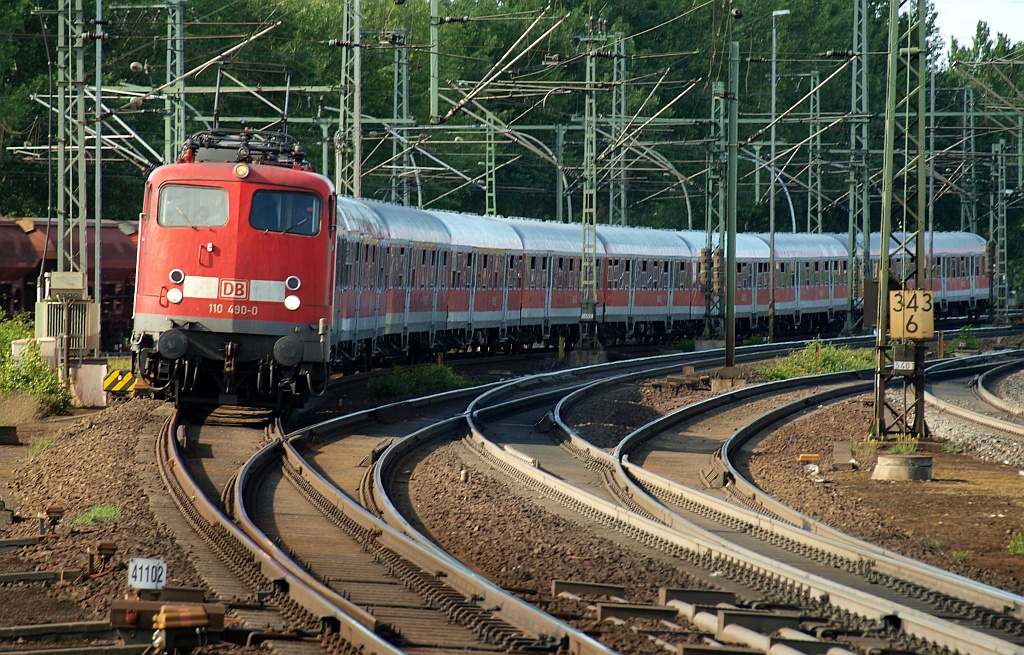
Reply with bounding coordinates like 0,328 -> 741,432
103,369 -> 137,393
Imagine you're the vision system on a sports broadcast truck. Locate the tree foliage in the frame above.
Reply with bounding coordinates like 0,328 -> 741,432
0,0 -> 1020,263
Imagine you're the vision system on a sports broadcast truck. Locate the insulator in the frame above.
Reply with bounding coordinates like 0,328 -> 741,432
817,49 -> 852,58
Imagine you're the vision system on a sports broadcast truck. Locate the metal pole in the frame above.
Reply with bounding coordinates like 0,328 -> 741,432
726,42 -> 738,368
430,0 -> 439,123
94,0 -> 103,321
769,9 -> 789,343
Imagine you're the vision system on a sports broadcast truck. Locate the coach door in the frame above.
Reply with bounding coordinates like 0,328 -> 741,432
505,254 -> 523,331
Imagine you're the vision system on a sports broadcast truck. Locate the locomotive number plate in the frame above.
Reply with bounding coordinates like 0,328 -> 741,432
208,303 -> 259,316
888,290 -> 934,340
128,557 -> 167,590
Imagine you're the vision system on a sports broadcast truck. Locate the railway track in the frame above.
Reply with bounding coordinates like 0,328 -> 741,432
6,335 -> 1022,655
925,356 -> 1024,438
604,356 -> 1024,653
358,352 -> 1024,654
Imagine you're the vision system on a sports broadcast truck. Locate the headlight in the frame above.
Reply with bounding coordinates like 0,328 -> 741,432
169,268 -> 185,284
167,288 -> 183,304
234,163 -> 250,178
284,295 -> 301,311
285,275 -> 301,291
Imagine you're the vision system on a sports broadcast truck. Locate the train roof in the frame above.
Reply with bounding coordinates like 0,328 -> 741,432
425,210 -> 523,250
833,231 -> 987,257
597,225 -> 701,257
345,198 -> 454,246
684,231 -> 770,259
497,217 -> 583,254
750,232 -> 848,260
893,231 -> 987,256
336,196 -> 390,240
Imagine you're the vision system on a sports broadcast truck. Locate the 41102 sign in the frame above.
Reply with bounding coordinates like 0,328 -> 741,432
888,290 -> 934,340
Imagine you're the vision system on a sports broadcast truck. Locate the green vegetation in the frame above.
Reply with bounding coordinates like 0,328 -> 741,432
887,435 -> 919,454
68,504 -> 123,528
755,339 -> 873,380
27,437 -> 52,459
853,438 -> 879,462
106,356 -> 132,371
922,535 -> 945,552
0,313 -> 72,418
1009,517 -> 1024,556
951,550 -> 970,563
946,324 -> 982,355
671,338 -> 695,352
0,312 -> 32,362
366,365 -> 475,398
941,441 -> 963,454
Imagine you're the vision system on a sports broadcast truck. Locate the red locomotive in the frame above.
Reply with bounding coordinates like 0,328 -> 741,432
132,129 -> 992,406
132,130 -> 334,404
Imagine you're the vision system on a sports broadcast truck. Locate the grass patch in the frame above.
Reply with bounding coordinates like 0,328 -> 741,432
756,338 -> 873,380
940,440 -> 963,454
367,365 -> 475,398
922,535 -> 945,552
853,438 -> 878,462
28,437 -> 52,459
68,504 -> 122,528
951,550 -> 970,562
887,435 -> 919,455
106,356 -> 132,371
1010,520 -> 1024,556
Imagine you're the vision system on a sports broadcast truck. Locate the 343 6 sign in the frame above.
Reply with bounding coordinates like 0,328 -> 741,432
888,290 -> 934,340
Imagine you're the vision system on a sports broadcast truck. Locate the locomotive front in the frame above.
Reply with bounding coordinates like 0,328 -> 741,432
131,130 -> 335,406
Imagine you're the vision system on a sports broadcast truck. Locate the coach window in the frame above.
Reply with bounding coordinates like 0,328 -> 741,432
451,252 -> 462,289
158,185 -> 228,227
249,190 -> 321,235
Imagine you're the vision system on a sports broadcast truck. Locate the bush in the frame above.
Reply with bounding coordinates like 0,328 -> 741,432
672,338 -> 695,352
0,312 -> 33,362
366,365 -> 475,398
946,324 -> 981,355
756,338 -> 873,380
0,341 -> 73,417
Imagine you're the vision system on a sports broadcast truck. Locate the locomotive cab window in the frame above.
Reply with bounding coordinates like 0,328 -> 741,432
249,190 -> 321,236
158,185 -> 228,227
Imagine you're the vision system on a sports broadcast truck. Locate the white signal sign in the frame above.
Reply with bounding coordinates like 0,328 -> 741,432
889,290 -> 934,340
128,557 -> 167,590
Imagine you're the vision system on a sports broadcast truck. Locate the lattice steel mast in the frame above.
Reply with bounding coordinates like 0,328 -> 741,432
874,0 -> 928,440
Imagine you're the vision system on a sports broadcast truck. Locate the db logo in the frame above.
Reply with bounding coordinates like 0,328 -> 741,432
220,279 -> 248,299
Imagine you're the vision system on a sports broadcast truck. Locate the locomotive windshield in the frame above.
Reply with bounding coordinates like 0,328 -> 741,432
158,185 -> 229,227
249,190 -> 321,236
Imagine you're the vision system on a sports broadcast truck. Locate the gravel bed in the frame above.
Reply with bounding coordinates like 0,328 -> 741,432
2,349 -> 1022,651
0,399 -> 206,624
994,368 -> 1024,414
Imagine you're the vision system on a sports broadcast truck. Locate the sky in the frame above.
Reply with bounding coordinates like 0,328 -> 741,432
931,0 -> 1024,50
